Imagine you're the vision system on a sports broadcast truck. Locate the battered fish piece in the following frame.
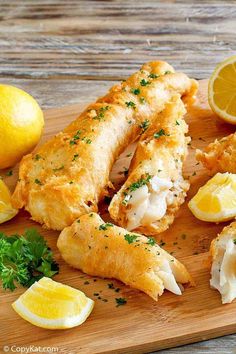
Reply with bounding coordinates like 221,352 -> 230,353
109,95 -> 190,235
12,61 -> 197,230
210,222 -> 236,304
196,133 -> 236,174
57,213 -> 193,301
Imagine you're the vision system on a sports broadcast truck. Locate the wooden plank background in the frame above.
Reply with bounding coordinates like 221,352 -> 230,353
0,1 -> 236,353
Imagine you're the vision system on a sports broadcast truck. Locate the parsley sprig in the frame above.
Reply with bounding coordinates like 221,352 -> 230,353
128,174 -> 152,192
0,229 -> 59,291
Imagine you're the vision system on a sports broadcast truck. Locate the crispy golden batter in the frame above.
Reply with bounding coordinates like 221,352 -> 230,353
12,61 -> 197,230
109,95 -> 190,235
57,213 -> 193,301
210,221 -> 236,304
196,133 -> 236,174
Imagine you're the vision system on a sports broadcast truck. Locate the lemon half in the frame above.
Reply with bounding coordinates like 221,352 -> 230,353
188,173 -> 236,222
0,84 -> 44,169
208,55 -> 236,124
0,179 -> 18,223
12,277 -> 94,329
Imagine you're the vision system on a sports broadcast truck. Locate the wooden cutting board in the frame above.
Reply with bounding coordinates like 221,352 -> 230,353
1,80 -> 236,354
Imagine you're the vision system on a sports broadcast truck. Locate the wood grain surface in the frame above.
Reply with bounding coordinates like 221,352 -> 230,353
1,81 -> 236,354
0,1 -> 236,353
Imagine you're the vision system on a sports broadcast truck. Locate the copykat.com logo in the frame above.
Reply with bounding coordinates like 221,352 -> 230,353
3,345 -> 59,353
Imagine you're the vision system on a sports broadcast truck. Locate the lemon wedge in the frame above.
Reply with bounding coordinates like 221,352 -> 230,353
12,277 -> 94,329
0,179 -> 18,223
208,55 -> 236,124
188,173 -> 236,222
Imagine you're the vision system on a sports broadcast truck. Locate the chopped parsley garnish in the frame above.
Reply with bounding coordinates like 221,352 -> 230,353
124,234 -> 138,244
99,223 -> 114,231
176,120 -> 180,125
6,170 -> 13,176
115,297 -> 127,307
234,239 -> 236,245
126,152 -> 132,157
140,79 -> 150,86
82,137 -> 92,144
147,237 -> 156,246
131,88 -> 140,95
72,154 -> 79,161
53,165 -> 64,172
154,129 -> 167,139
77,219 -> 80,223
122,193 -> 131,206
0,228 -> 59,291
70,130 -> 82,145
127,174 -> 152,192
93,105 -> 110,121
34,178 -> 43,185
139,97 -> 145,104
164,70 -> 172,75
69,181 -> 74,184
125,101 -> 136,109
139,119 -> 150,132
148,73 -> 159,79
34,154 -> 42,161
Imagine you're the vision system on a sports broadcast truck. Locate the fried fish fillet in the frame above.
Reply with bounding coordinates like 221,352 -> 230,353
109,95 -> 190,235
57,213 -> 193,301
210,221 -> 236,304
196,133 -> 236,174
12,61 -> 197,230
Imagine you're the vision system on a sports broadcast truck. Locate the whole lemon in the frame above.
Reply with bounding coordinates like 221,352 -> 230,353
0,84 -> 44,169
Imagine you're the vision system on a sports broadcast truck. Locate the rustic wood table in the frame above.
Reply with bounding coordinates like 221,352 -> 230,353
0,1 -> 236,353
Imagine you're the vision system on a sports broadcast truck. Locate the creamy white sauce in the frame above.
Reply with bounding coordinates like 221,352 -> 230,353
126,175 -> 173,230
210,233 -> 236,304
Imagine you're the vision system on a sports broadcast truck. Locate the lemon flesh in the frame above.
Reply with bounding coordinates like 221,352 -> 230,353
0,179 -> 18,223
12,277 -> 94,329
0,84 -> 44,169
188,173 -> 236,222
208,55 -> 236,124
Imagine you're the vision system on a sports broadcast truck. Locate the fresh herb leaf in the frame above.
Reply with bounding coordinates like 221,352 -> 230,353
233,239 -> 236,245
99,223 -> 114,231
125,101 -> 136,109
124,234 -> 138,244
140,79 -> 150,86
34,154 -> 43,161
0,229 -> 59,291
70,130 -> 82,145
154,129 -> 167,139
127,174 -> 152,192
131,88 -> 140,95
139,119 -> 150,133
116,297 -> 127,307
176,120 -> 180,125
147,237 -> 156,246
148,73 -> 159,79
139,97 -> 145,104
34,178 -> 43,185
